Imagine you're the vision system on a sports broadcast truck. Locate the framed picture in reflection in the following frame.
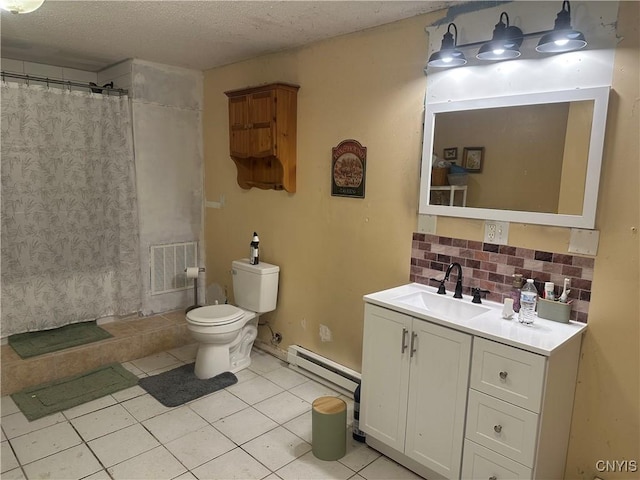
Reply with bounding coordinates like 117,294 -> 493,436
463,147 -> 484,172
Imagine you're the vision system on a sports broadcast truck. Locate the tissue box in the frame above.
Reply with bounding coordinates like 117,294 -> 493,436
537,298 -> 571,323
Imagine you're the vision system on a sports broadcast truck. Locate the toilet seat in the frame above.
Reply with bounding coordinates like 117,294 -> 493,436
186,304 -> 245,326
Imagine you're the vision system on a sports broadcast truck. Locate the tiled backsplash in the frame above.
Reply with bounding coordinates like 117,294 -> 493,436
411,234 -> 594,323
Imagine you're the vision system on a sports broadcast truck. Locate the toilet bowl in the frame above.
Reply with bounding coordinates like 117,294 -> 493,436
186,259 -> 280,379
186,304 -> 258,379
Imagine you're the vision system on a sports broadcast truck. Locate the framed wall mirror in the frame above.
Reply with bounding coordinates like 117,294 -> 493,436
418,86 -> 610,229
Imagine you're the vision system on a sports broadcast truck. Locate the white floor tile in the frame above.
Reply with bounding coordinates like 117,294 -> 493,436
283,411 -> 312,443
289,381 -> 341,404
121,393 -> 173,422
275,450 -> 355,480
1,429 -> 5,442
254,391 -> 311,424
226,376 -> 283,405
263,367 -> 309,390
142,405 -> 208,444
191,447 -> 271,480
248,349 -> 287,374
107,445 -> 186,480
10,421 -> 82,465
111,384 -> 147,403
173,472 -> 198,480
242,426 -> 312,471
63,395 -> 117,419
234,367 -> 258,384
167,343 -> 198,363
88,423 -> 159,467
82,469 -> 113,480
212,407 -> 278,445
358,456 -> 424,480
131,352 -> 182,374
164,425 -> 235,470
1,411 -> 66,439
188,390 -> 248,423
1,467 -> 26,479
71,404 -> 137,441
22,444 -> 102,480
121,362 -> 146,377
338,433 -> 381,472
1,397 -> 20,417
1,440 -> 19,472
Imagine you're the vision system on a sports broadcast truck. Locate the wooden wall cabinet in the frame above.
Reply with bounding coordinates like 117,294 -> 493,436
225,83 -> 299,192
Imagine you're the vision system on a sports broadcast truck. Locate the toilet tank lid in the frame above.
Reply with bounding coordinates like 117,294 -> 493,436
232,258 -> 280,275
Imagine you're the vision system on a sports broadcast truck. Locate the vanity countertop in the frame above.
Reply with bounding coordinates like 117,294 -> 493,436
364,283 -> 586,356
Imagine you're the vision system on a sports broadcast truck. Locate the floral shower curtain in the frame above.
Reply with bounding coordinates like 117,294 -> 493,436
1,82 -> 141,337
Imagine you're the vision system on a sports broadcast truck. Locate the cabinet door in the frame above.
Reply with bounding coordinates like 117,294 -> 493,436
405,319 -> 471,480
228,95 -> 251,158
248,90 -> 276,157
361,304 -> 411,452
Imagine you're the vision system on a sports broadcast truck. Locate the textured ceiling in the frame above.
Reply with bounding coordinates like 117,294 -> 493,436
1,1 -> 460,72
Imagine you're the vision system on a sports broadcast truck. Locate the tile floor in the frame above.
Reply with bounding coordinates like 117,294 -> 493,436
1,346 -> 424,480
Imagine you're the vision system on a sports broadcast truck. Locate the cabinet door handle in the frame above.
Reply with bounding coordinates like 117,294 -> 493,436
410,332 -> 418,357
401,328 -> 408,353
494,424 -> 502,434
499,371 -> 508,380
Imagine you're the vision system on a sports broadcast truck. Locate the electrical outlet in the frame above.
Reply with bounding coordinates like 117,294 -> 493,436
484,221 -> 509,245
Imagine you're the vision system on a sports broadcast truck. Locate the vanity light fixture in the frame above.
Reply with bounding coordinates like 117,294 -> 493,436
476,12 -> 523,61
0,0 -> 44,13
426,1 -> 587,70
427,23 -> 467,68
535,1 -> 587,53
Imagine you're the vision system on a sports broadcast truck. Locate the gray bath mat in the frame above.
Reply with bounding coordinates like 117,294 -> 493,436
138,363 -> 237,407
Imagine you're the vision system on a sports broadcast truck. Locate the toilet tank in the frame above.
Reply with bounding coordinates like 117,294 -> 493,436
231,259 -> 280,313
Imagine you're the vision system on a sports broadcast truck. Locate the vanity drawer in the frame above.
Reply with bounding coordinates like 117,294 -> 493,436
462,439 -> 532,480
465,390 -> 539,467
471,337 -> 546,412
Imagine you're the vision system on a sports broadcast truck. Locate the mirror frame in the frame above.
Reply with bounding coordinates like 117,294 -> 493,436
419,86 -> 610,229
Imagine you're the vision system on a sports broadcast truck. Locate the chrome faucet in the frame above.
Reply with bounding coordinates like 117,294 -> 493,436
444,262 -> 464,298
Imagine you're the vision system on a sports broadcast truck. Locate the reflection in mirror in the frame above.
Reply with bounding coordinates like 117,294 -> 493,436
433,101 -> 593,215
419,87 -> 609,229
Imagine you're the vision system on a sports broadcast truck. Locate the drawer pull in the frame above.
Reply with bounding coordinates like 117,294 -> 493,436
401,328 -> 408,353
499,371 -> 508,380
494,424 -> 503,434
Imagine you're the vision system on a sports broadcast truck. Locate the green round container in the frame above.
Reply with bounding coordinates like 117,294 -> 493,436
311,396 -> 347,460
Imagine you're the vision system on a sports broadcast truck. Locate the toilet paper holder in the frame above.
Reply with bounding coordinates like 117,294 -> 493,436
185,267 -> 205,313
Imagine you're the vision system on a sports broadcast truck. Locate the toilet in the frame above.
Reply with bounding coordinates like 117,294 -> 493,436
186,259 -> 279,379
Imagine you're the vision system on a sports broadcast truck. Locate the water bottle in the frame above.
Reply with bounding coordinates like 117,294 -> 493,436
519,279 -> 538,325
249,232 -> 259,265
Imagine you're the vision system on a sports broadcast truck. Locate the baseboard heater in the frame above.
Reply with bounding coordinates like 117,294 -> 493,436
287,345 -> 361,395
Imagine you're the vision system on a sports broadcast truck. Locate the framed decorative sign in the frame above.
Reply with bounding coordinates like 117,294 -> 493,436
443,147 -> 458,160
463,147 -> 485,172
331,139 -> 367,198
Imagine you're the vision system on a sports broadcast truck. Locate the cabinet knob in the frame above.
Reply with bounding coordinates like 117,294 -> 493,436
493,424 -> 502,434
499,371 -> 508,380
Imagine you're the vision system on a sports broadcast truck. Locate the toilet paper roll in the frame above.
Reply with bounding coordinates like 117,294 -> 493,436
186,267 -> 200,279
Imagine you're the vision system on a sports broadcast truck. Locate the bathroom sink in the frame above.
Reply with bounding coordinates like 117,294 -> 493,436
393,291 -> 490,321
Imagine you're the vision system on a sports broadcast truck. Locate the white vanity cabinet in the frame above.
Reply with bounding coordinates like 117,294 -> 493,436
361,303 -> 472,479
362,283 -> 586,480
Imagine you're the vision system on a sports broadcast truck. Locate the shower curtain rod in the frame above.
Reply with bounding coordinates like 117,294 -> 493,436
1,71 -> 128,96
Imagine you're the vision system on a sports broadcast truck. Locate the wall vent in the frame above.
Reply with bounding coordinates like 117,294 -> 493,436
150,242 -> 197,295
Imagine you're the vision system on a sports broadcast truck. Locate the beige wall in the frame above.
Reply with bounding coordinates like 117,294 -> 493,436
203,2 -> 639,478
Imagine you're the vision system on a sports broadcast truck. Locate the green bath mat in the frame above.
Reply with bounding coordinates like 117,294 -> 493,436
8,321 -> 113,358
11,363 -> 138,421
